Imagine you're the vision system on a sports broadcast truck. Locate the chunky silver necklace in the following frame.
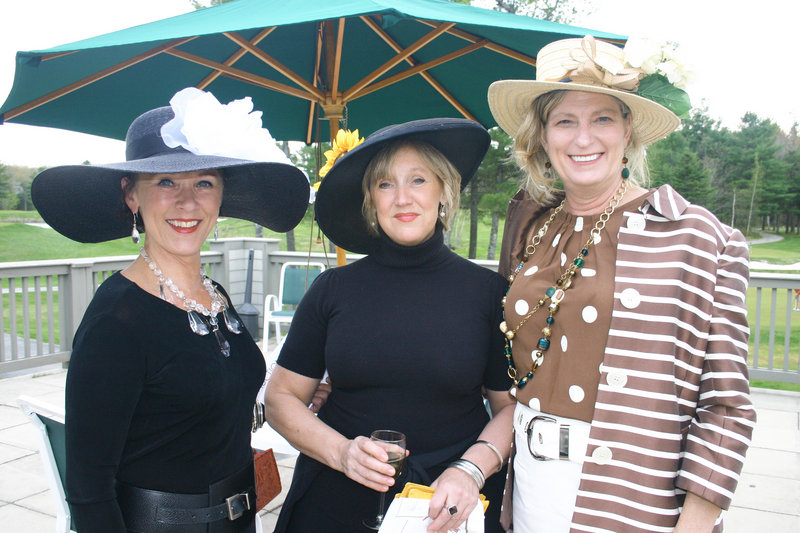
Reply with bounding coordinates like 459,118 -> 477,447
140,247 -> 242,357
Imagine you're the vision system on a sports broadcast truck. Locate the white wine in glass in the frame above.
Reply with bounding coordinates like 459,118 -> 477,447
363,429 -> 406,530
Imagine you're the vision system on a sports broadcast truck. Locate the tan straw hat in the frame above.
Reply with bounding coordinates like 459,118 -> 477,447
488,36 -> 690,146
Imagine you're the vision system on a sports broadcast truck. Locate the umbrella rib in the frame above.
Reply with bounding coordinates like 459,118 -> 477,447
348,40 -> 488,103
329,18 -> 345,100
416,19 -> 537,67
164,48 -> 317,102
343,21 -> 455,101
360,15 -> 477,120
223,32 -> 325,100
2,37 -> 196,121
197,27 -> 275,90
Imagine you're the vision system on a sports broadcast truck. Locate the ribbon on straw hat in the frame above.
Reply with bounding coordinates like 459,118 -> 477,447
566,36 -> 643,92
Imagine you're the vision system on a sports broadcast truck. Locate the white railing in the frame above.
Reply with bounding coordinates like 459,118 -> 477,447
749,272 -> 800,383
1,240 -> 798,384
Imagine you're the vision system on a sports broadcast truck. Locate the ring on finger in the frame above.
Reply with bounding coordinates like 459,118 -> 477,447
447,504 -> 458,516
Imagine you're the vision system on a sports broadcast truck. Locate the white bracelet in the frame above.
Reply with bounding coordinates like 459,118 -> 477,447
449,458 -> 485,490
474,440 -> 504,473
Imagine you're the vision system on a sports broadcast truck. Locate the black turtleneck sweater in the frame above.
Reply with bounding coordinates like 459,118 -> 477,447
275,228 -> 509,532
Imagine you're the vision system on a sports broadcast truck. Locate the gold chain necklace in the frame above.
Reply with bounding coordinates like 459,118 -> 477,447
501,179 -> 629,389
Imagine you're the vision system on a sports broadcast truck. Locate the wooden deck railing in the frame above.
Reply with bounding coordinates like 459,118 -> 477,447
2,239 -> 798,384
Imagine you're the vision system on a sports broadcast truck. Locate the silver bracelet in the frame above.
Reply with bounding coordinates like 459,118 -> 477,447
252,401 -> 265,432
474,440 -> 504,473
448,458 -> 485,490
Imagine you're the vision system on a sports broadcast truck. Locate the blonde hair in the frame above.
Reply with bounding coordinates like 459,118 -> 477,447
513,90 -> 648,204
361,140 -> 461,235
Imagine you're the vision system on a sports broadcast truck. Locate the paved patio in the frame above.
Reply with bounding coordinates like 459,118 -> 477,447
0,368 -> 798,532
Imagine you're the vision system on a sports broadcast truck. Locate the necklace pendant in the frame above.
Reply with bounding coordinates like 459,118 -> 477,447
209,316 -> 231,357
187,310 -> 210,335
223,309 -> 243,334
214,328 -> 231,357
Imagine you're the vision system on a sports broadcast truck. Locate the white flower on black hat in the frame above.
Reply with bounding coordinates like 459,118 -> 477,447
161,87 -> 292,164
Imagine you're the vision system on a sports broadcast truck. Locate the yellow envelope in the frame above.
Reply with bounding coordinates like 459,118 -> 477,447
396,482 -> 489,513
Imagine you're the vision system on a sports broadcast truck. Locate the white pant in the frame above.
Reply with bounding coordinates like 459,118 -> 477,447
511,403 -> 588,533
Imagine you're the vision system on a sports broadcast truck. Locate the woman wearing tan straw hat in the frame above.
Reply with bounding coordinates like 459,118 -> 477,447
488,36 -> 754,532
264,118 -> 514,533
33,87 -> 310,533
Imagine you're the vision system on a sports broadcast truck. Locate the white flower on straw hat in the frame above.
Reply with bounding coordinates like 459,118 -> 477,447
623,37 -> 693,90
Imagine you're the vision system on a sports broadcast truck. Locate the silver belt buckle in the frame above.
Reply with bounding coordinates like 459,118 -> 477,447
525,415 -> 570,461
225,492 -> 251,521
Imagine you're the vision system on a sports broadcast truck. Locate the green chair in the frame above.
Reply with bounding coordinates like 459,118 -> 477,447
17,395 -> 74,533
263,261 -> 325,343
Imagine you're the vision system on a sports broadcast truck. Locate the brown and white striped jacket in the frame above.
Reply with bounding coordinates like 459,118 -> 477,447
499,184 -> 755,532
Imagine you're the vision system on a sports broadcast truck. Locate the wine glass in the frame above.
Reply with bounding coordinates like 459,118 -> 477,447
363,429 -> 407,530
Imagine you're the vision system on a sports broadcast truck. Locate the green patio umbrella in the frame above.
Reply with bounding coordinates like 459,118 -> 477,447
1,0 -> 624,261
0,0 -> 624,145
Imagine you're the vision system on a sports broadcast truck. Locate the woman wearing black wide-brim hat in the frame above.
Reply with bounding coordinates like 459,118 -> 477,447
265,118 -> 515,533
33,87 -> 310,533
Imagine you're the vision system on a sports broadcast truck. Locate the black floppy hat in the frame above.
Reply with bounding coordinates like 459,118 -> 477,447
32,105 -> 310,243
314,118 -> 490,254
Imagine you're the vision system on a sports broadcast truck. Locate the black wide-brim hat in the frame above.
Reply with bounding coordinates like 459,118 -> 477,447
32,106 -> 310,243
314,118 -> 490,254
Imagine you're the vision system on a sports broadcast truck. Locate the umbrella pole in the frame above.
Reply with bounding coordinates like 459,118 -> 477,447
327,116 -> 348,267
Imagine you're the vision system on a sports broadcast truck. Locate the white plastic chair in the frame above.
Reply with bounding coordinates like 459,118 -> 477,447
17,395 -> 73,533
263,261 -> 325,343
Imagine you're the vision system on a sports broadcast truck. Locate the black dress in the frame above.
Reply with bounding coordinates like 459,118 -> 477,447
65,272 -> 265,533
275,228 -> 510,532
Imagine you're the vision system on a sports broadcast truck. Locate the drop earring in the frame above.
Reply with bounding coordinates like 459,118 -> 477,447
621,156 -> 630,179
543,161 -> 552,179
131,212 -> 140,244
439,204 -> 446,218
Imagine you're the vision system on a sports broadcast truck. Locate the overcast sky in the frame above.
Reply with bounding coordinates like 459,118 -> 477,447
1,0 -> 796,168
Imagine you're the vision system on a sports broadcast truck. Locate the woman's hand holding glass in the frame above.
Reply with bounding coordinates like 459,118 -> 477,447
336,431 -> 407,493
361,430 -> 407,530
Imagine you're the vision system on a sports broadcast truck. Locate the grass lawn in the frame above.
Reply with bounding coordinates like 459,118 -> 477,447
748,233 -> 800,264
0,208 -> 502,262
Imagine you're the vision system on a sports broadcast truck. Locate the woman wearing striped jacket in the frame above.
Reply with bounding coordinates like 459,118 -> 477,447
487,36 -> 755,532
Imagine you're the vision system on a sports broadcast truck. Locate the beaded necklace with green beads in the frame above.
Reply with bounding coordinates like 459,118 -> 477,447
501,179 -> 629,389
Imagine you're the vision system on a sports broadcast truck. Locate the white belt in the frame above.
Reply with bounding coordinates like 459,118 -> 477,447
514,404 -> 590,464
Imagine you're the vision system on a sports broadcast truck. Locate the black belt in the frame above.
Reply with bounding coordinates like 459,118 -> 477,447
117,461 -> 255,532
